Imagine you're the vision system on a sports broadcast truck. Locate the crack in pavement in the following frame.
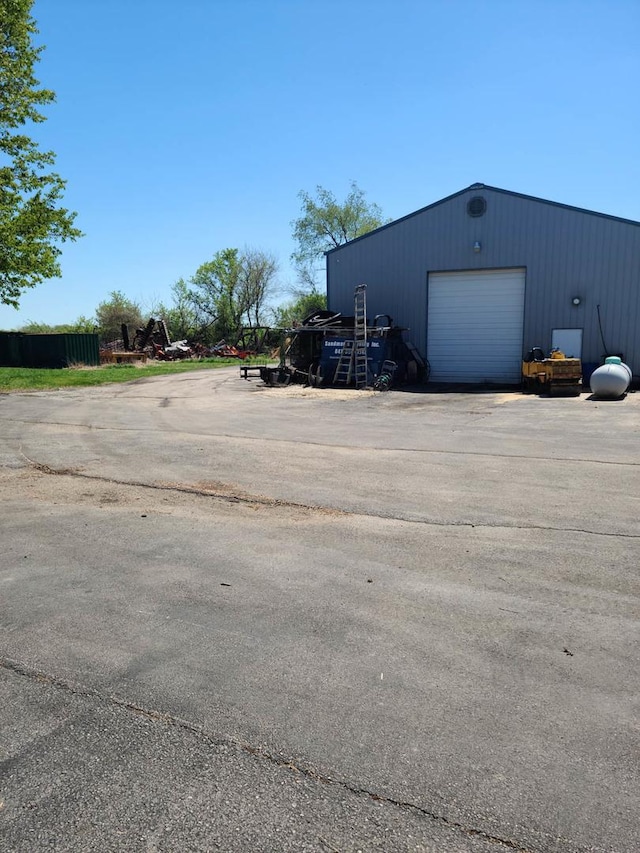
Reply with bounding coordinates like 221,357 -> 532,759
2,417 -> 638,466
0,657 -> 535,852
15,453 -> 640,540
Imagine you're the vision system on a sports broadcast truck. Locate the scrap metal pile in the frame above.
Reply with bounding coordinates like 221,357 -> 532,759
100,318 -> 256,363
255,305 -> 428,390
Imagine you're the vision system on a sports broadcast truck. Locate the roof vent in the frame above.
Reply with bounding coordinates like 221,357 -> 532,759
467,196 -> 487,217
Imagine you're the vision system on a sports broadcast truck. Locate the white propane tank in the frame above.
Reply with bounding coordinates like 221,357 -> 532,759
590,357 -> 632,398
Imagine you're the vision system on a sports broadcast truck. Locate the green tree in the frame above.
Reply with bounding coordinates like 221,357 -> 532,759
291,181 -> 387,289
238,247 -> 278,328
153,278 -> 202,342
19,314 -> 94,334
95,290 -> 143,343
271,290 -> 327,328
188,248 -> 243,343
68,314 -> 98,334
0,0 -> 82,308
187,248 -> 279,343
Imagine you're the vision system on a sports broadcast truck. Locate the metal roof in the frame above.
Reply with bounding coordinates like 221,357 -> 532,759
325,183 -> 640,255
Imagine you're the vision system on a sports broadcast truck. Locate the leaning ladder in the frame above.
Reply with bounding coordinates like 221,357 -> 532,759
353,284 -> 369,389
333,339 -> 354,385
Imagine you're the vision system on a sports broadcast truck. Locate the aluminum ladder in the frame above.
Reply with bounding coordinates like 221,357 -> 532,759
353,284 -> 369,389
333,339 -> 354,385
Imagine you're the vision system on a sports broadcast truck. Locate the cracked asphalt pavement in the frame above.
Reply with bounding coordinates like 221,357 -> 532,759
1,368 -> 639,852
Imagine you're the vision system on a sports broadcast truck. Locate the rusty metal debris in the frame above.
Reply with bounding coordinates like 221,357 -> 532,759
99,319 -> 260,364
250,287 -> 428,390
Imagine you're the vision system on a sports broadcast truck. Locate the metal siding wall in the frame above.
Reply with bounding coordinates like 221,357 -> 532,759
65,334 -> 100,366
0,333 -> 22,366
0,333 -> 99,368
327,188 -> 640,372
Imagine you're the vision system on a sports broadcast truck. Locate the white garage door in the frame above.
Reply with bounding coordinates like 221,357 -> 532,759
427,268 -> 525,383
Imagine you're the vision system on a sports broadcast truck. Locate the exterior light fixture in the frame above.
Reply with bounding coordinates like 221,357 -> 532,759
572,296 -> 582,306
473,240 -> 482,253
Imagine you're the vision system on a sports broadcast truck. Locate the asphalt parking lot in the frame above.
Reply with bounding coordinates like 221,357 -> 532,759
1,367 -> 639,852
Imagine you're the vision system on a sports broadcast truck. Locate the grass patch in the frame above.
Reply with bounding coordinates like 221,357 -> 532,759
0,358 -> 269,393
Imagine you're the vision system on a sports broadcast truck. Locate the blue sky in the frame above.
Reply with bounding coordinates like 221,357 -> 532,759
1,0 -> 638,329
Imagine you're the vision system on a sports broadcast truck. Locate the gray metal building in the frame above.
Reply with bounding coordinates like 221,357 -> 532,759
326,183 -> 640,383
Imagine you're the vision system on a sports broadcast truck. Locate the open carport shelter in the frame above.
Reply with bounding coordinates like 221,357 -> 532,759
326,184 -> 640,384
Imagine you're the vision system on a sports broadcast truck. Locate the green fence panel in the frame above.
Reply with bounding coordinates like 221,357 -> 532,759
0,333 -> 99,368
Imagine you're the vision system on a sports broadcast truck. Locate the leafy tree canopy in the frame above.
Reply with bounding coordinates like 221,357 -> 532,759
95,290 -> 143,343
187,247 -> 278,343
150,278 -> 202,342
291,182 -> 388,288
271,290 -> 327,329
0,0 -> 82,308
188,248 -> 243,343
18,315 -> 94,334
238,246 -> 278,328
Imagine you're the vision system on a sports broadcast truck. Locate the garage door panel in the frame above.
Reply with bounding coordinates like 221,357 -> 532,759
427,269 -> 525,383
